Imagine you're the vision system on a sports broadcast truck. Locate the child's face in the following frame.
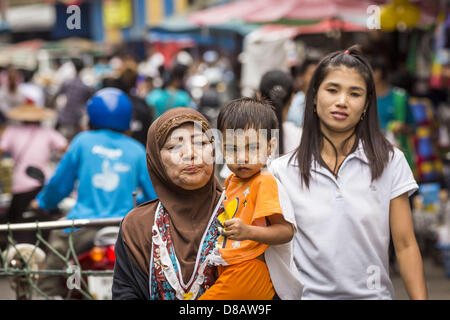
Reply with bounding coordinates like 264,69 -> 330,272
222,128 -> 275,179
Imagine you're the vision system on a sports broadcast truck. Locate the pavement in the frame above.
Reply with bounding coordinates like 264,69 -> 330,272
0,257 -> 448,300
391,257 -> 450,300
0,276 -> 14,299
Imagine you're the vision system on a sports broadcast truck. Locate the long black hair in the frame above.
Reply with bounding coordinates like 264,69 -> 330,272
259,70 -> 294,155
291,45 -> 393,188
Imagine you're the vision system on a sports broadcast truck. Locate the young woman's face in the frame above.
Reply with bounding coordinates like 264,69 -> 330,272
160,123 -> 214,190
315,66 -> 367,136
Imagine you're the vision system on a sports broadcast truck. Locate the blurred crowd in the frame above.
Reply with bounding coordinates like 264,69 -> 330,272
0,45 -> 238,238
0,40 -> 449,267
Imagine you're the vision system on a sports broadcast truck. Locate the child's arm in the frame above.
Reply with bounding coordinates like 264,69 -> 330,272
390,192 -> 428,300
223,214 -> 294,245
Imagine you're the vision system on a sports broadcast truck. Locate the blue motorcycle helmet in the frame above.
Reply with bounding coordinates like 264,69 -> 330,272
87,88 -> 132,132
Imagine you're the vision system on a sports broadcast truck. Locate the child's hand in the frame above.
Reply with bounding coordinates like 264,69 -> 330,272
223,218 -> 251,241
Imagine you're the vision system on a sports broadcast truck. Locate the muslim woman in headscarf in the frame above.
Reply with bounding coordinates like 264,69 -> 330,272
112,107 -> 224,300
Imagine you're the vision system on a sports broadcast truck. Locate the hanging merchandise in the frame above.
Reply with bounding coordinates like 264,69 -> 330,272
103,0 -> 133,29
380,4 -> 397,31
394,0 -> 420,29
406,32 -> 418,76
418,182 -> 441,212
430,12 -> 450,89
389,88 -> 416,172
410,97 -> 444,183
380,0 -> 421,32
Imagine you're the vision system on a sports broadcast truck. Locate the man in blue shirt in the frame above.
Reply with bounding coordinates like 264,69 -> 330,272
34,88 -> 157,298
35,88 -> 156,219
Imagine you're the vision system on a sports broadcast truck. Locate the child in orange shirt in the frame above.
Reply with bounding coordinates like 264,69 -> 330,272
199,97 -> 295,300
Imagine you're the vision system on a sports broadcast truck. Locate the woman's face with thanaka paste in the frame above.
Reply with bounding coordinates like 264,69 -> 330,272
160,122 -> 214,190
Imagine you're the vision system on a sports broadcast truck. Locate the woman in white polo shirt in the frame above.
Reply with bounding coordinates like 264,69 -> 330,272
269,46 -> 427,300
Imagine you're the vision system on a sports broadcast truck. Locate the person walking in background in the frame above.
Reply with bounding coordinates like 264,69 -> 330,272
0,103 -> 67,243
0,65 -> 25,116
287,58 -> 319,127
113,67 -> 154,146
269,46 -> 427,300
370,56 -> 416,170
146,64 -> 195,119
33,87 -> 156,223
92,55 -> 113,87
53,58 -> 93,141
259,70 -> 301,155
17,68 -> 46,109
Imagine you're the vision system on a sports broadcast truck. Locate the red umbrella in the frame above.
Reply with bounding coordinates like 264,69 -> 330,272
189,0 -> 377,26
189,0 -> 271,26
295,18 -> 367,33
255,18 -> 367,38
246,0 -> 376,22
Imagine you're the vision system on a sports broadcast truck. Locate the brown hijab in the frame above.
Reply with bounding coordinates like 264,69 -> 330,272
146,107 -> 223,283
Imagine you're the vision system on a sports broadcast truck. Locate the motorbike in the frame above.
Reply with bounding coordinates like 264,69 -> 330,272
1,166 -> 120,300
67,225 -> 118,300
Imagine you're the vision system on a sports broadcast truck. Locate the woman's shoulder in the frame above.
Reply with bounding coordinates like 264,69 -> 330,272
122,199 -> 159,236
119,199 -> 159,277
382,145 -> 415,179
387,145 -> 407,165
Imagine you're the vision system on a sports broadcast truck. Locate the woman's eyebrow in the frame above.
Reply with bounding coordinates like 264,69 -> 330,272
349,86 -> 365,92
169,133 -> 204,140
325,82 -> 365,92
324,81 -> 340,87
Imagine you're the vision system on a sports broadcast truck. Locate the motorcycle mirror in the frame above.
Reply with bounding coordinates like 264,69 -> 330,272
25,166 -> 45,185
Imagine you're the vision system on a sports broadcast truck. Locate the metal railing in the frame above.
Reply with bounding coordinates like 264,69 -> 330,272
0,218 -> 122,300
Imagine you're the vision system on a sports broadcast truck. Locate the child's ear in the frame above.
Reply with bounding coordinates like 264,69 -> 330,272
268,137 -> 278,157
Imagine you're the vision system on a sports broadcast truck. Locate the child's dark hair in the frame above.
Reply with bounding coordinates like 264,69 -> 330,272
217,97 -> 279,141
293,44 -> 393,188
259,70 -> 294,154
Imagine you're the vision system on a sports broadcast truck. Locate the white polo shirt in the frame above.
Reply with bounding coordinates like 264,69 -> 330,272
269,143 -> 418,300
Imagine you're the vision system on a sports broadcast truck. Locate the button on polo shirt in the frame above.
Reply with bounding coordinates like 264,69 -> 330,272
269,143 -> 418,300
